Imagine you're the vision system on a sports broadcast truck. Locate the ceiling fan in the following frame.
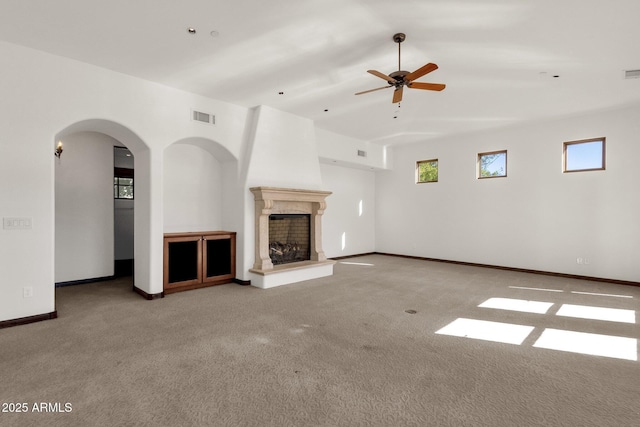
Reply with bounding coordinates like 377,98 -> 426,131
355,33 -> 445,104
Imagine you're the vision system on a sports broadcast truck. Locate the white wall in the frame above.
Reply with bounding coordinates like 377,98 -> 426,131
376,105 -> 640,282
163,144 -> 223,233
0,41 -> 247,322
320,163 -> 376,258
316,128 -> 388,170
243,105 -> 323,190
55,132 -> 114,282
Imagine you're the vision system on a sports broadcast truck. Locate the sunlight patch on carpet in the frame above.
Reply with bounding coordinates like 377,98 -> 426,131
534,329 -> 637,361
339,261 -> 375,266
479,297 -> 554,314
509,286 -> 563,293
435,318 -> 534,345
570,291 -> 634,299
556,304 -> 636,324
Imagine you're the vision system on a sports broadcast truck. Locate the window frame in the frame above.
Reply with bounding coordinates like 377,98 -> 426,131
477,150 -> 507,179
416,158 -> 439,184
563,137 -> 606,173
114,167 -> 134,199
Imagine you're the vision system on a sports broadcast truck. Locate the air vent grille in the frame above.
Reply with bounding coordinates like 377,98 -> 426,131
357,150 -> 367,157
624,69 -> 640,79
191,110 -> 215,125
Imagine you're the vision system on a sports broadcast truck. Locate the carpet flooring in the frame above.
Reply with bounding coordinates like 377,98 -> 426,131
1,254 -> 638,426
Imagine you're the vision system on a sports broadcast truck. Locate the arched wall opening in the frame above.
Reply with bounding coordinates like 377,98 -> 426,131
162,137 -> 245,284
163,137 -> 239,233
54,119 -> 155,296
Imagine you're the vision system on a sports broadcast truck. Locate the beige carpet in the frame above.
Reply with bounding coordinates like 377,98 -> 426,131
1,254 -> 638,426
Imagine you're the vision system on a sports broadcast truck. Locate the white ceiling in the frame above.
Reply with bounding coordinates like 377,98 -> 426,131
2,0 -> 640,146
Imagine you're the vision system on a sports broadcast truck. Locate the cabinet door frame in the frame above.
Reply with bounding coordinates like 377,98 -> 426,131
163,235 -> 203,290
202,233 -> 236,284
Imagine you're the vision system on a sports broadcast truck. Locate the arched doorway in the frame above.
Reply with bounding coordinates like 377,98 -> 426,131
54,119 -> 157,301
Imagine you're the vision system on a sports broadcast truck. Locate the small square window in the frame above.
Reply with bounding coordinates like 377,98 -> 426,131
478,150 -> 507,178
563,138 -> 605,172
114,176 -> 134,199
416,159 -> 438,183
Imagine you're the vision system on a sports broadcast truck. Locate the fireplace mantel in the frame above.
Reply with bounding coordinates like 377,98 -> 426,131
250,187 -> 332,207
249,187 -> 335,287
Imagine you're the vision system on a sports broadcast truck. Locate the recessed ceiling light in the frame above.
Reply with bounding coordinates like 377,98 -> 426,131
210,30 -> 219,37
553,75 -> 560,78
187,27 -> 196,34
324,109 -> 329,112
278,91 -> 284,95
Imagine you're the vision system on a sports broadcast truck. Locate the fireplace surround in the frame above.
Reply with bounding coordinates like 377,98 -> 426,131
249,187 -> 335,288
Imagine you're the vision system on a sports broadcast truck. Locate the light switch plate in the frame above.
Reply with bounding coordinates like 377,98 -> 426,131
3,217 -> 33,230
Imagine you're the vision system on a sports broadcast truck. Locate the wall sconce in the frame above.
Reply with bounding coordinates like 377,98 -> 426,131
54,141 -> 63,159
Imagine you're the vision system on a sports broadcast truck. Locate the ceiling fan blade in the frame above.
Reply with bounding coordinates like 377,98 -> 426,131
405,63 -> 438,82
392,86 -> 403,103
355,86 -> 393,95
408,82 -> 446,91
368,70 -> 396,83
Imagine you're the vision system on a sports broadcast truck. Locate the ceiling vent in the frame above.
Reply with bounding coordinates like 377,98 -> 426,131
191,109 -> 215,125
357,150 -> 367,158
624,69 -> 640,79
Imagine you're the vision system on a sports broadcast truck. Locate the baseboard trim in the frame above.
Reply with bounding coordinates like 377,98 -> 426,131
0,311 -> 58,329
55,275 -> 115,288
133,286 -> 164,300
330,252 -> 376,261
233,278 -> 252,286
375,252 -> 640,287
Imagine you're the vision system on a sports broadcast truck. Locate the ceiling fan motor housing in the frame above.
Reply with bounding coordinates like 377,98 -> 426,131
389,70 -> 410,87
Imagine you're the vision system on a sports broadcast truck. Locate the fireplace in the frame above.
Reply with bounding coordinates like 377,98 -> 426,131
250,187 -> 335,287
269,214 -> 310,265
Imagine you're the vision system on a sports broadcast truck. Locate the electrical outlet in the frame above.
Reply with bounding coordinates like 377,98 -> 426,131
576,258 -> 583,265
583,258 -> 590,265
23,287 -> 33,298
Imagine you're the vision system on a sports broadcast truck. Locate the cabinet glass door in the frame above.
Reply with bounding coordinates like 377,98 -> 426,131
204,237 -> 232,279
166,238 -> 201,285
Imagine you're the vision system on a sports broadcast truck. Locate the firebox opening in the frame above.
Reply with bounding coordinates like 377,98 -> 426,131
269,214 -> 310,265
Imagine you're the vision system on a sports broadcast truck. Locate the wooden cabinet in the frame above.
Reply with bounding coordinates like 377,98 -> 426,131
163,231 -> 236,294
